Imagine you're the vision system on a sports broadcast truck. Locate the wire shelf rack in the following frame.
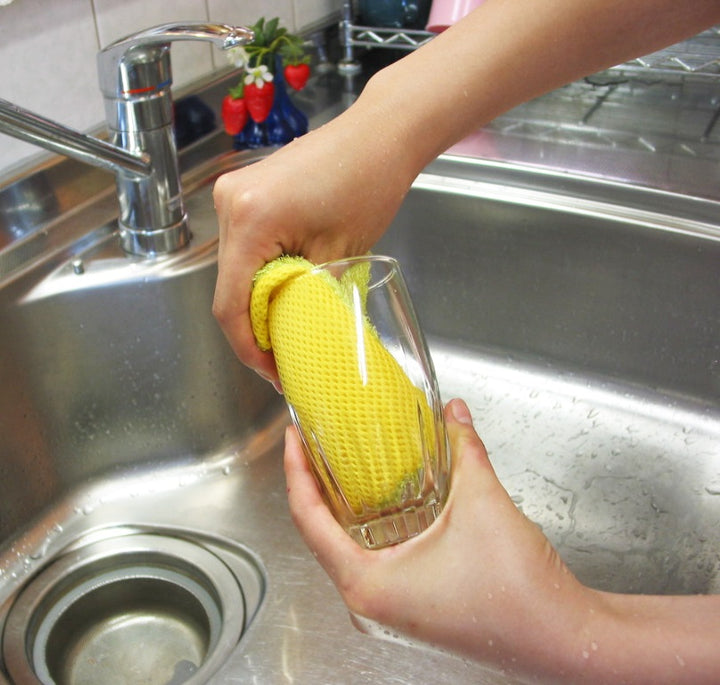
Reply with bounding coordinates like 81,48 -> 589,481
603,28 -> 720,82
339,0 -> 720,84
337,2 -> 720,192
344,24 -> 434,52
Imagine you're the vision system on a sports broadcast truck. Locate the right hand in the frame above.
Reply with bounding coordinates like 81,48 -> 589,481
212,111 -> 417,385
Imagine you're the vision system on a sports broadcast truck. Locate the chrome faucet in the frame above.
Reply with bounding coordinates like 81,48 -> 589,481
0,23 -> 253,256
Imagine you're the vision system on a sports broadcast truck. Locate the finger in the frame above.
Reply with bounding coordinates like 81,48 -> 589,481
213,245 -> 281,382
213,287 -> 279,379
442,398 -> 506,514
283,425 -> 365,574
443,398 -> 493,471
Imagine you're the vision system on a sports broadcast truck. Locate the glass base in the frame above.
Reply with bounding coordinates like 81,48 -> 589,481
348,499 -> 444,550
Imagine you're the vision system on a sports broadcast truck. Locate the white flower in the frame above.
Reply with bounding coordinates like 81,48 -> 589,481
244,64 -> 274,88
226,46 -> 249,68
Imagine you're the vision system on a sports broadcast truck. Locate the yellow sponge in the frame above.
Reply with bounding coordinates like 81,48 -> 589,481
250,256 -> 435,514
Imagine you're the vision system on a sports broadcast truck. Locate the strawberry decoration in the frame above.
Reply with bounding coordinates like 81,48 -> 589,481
222,17 -> 309,139
221,83 -> 247,135
280,40 -> 311,91
244,83 -> 275,123
244,65 -> 275,123
284,62 -> 311,91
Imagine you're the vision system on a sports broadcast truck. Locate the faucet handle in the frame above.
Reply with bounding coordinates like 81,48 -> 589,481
97,23 -> 254,98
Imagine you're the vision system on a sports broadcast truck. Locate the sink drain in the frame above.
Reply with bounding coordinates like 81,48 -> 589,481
2,534 -> 248,684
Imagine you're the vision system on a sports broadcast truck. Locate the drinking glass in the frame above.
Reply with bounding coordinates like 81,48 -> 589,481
276,256 -> 450,549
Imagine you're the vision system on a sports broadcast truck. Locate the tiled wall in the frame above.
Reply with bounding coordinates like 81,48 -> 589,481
0,0 -> 341,177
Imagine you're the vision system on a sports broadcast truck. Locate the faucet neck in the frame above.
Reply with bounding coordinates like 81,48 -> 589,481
94,23 -> 254,256
0,24 -> 254,258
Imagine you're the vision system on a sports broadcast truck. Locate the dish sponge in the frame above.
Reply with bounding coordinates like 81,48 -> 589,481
250,256 -> 436,514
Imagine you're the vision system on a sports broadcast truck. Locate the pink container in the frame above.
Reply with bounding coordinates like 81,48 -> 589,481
426,0 -> 484,32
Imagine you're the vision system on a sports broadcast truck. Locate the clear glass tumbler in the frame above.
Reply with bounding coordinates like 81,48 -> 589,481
275,255 -> 450,549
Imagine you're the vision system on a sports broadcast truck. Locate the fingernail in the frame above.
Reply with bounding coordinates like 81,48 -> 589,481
449,398 -> 473,425
256,369 -> 272,383
256,369 -> 283,394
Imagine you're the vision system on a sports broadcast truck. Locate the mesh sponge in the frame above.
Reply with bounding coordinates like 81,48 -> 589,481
250,256 -> 435,513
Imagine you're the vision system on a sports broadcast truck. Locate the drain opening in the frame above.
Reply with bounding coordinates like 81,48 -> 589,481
3,534 -> 250,685
37,568 -> 220,685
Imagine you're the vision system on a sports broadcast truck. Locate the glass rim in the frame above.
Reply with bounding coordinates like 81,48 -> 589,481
310,254 -> 400,289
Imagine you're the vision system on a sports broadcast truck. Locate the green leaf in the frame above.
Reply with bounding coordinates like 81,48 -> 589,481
252,17 -> 266,46
246,15 -> 304,62
279,40 -> 307,65
265,17 -> 279,41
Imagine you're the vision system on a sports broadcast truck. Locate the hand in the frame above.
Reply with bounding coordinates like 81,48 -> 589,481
284,398 -> 720,683
212,109 -> 418,386
213,0 -> 720,389
284,398 -> 587,681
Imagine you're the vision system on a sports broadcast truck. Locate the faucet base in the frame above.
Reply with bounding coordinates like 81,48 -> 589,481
119,216 -> 191,257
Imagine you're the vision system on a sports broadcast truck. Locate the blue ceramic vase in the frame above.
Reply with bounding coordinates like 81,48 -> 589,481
232,57 -> 309,150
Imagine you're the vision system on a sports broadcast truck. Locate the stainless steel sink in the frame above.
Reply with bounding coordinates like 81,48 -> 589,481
1,141 -> 719,682
379,157 -> 720,596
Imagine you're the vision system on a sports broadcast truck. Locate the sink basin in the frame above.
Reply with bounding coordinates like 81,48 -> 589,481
379,156 -> 720,596
1,146 -> 719,683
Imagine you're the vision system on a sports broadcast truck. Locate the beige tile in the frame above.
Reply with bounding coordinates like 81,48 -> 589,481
207,0 -> 294,28
93,0 -> 214,90
0,0 -> 101,172
292,0 -> 342,31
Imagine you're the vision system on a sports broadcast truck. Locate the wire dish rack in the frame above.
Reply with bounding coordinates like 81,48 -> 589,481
341,4 -> 720,83
339,1 -> 720,192
341,0 -> 720,82
340,0 -> 720,82
608,27 -> 720,82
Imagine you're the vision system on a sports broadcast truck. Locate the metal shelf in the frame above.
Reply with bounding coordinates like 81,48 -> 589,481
337,2 -> 720,194
603,28 -> 720,82
344,24 -> 434,52
339,0 -> 720,85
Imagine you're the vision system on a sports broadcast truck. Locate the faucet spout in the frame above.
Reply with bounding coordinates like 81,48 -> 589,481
0,99 -> 151,179
97,24 -> 254,86
0,22 -> 254,257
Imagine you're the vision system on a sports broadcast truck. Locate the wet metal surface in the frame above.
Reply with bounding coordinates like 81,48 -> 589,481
1,103 -> 719,682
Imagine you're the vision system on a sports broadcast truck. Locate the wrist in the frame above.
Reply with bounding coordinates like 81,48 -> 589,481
502,567 -> 603,682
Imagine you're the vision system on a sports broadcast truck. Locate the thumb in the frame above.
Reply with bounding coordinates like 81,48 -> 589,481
443,398 -> 505,504
444,398 -> 494,472
283,425 -> 366,571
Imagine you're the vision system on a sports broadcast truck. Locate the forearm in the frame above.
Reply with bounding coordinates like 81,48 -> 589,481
486,583 -> 720,683
346,0 -> 720,184
358,531 -> 720,684
568,590 -> 720,684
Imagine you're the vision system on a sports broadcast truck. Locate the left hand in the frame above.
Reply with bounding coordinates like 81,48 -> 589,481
283,398 -> 589,680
